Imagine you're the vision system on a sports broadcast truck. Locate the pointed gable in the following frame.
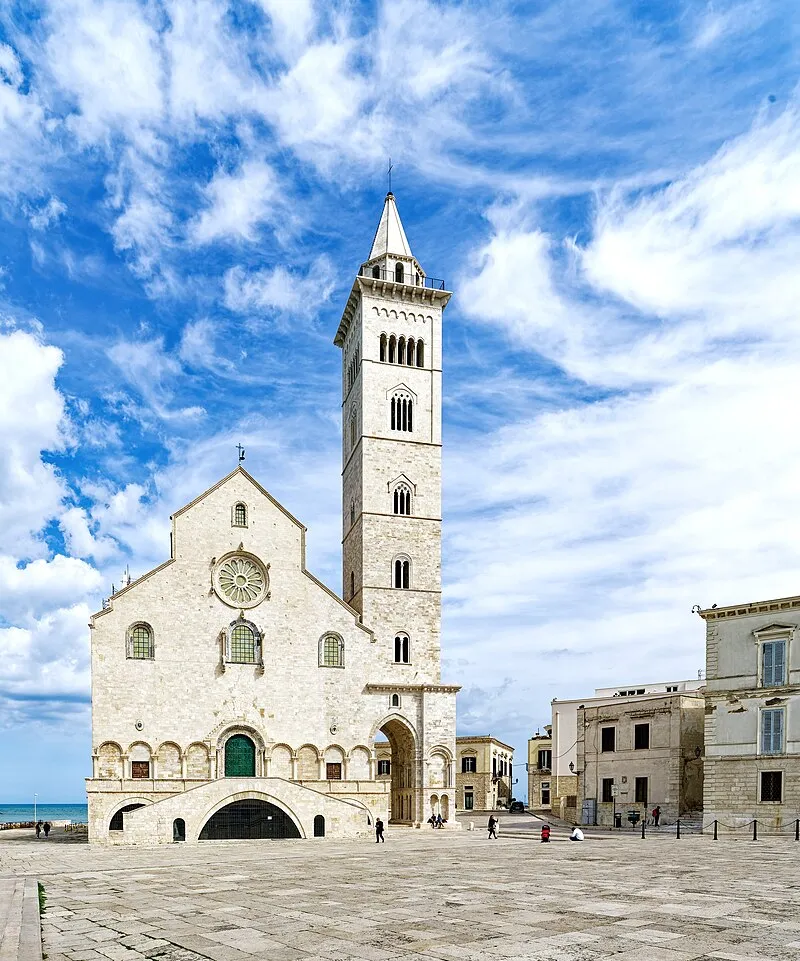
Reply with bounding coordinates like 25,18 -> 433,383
368,192 -> 413,260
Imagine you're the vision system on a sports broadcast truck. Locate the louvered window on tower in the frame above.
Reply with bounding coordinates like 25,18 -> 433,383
390,394 -> 413,432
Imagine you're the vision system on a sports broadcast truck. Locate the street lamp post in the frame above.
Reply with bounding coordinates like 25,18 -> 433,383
33,793 -> 37,826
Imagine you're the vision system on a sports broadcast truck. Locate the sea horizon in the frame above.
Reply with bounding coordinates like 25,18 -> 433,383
0,803 -> 88,824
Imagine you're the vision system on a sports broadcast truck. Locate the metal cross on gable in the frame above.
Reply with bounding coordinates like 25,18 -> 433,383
236,443 -> 245,463
387,157 -> 394,193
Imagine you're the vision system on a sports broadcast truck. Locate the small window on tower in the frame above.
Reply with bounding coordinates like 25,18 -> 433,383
393,483 -> 412,515
416,340 -> 424,367
394,632 -> 410,663
406,338 -> 415,366
380,334 -> 387,362
232,502 -> 247,528
350,571 -> 355,599
389,335 -> 397,364
393,556 -> 410,589
395,262 -> 404,283
350,501 -> 355,526
390,393 -> 413,432
372,265 -> 380,278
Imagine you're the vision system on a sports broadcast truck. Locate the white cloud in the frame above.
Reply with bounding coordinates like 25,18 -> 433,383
106,336 -> 205,420
0,554 -> 103,622
59,506 -> 119,562
0,44 -> 50,200
28,196 -> 67,230
43,0 -> 165,142
0,330 -> 68,558
258,0 -> 316,61
190,161 -> 284,245
223,256 -> 335,317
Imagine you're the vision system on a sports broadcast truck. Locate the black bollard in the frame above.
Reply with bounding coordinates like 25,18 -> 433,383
753,819 -> 758,841
713,820 -> 718,841
641,820 -> 646,839
795,819 -> 799,842
676,819 -> 681,840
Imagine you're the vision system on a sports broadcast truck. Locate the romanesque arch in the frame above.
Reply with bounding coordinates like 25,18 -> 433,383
199,797 -> 302,840
372,714 -> 419,824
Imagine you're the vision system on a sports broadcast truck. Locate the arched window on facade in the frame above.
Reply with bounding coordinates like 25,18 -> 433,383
319,632 -> 344,668
173,818 -> 186,841
233,502 -> 247,527
394,632 -> 410,663
415,272 -> 420,285
372,265 -> 380,278
407,338 -> 415,366
388,335 -> 397,364
350,571 -> 355,599
398,336 -> 406,365
127,623 -> 154,659
390,393 -> 413,432
395,262 -> 404,283
393,483 -> 411,516
350,501 -> 355,526
350,410 -> 357,449
391,693 -> 401,708
228,620 -> 259,664
416,340 -> 424,367
380,334 -> 387,362
393,556 -> 410,589
314,814 -> 326,837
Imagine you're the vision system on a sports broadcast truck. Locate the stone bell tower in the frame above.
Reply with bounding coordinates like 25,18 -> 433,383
334,193 -> 452,684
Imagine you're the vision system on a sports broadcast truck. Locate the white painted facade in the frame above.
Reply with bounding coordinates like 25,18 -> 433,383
701,596 -> 800,828
86,194 -> 459,844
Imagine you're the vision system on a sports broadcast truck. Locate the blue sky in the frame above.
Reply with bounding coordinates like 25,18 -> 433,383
2,0 -> 800,802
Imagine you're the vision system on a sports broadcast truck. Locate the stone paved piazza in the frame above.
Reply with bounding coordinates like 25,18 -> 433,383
2,819 -> 800,961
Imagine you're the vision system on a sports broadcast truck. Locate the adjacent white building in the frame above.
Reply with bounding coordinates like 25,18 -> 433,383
86,193 -> 460,844
701,595 -> 800,827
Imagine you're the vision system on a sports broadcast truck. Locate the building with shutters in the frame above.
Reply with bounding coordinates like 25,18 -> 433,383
527,727 -> 553,811
86,193 -> 460,844
454,736 -> 514,813
550,679 -> 705,824
700,595 -> 800,828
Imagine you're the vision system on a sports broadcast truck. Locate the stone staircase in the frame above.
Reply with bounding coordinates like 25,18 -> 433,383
0,878 -> 42,960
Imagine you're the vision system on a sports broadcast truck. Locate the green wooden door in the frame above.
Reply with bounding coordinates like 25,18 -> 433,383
225,735 -> 256,777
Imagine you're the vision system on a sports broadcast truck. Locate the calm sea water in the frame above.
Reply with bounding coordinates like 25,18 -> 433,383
0,804 -> 88,824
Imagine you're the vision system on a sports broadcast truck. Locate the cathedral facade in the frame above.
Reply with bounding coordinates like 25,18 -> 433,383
86,194 -> 459,843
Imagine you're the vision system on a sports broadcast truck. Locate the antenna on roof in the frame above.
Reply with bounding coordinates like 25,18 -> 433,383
236,443 -> 246,464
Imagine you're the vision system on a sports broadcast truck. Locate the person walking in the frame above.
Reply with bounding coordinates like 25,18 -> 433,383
487,815 -> 498,839
43,821 -> 51,838
652,805 -> 661,827
436,813 -> 443,829
375,818 -> 385,843
35,820 -> 42,839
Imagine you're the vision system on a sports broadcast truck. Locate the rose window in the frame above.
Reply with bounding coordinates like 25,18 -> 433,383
215,555 -> 268,608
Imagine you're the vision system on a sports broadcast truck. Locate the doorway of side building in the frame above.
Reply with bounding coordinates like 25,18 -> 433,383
377,716 -> 418,824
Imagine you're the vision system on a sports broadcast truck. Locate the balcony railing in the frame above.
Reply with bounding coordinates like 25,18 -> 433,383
359,266 -> 447,290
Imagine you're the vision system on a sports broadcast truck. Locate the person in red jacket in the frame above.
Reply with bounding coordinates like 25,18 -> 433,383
541,824 -> 551,842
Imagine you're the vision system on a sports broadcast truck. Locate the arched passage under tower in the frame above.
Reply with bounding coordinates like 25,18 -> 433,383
375,715 -> 418,825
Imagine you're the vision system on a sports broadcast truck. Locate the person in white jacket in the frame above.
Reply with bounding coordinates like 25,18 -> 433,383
569,825 -> 585,841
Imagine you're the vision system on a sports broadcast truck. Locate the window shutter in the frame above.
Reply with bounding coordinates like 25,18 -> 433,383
761,710 -> 773,753
774,641 -> 786,685
763,642 -> 774,685
774,709 -> 784,752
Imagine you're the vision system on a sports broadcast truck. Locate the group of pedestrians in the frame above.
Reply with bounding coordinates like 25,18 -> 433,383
427,814 -> 445,829
34,820 -> 51,839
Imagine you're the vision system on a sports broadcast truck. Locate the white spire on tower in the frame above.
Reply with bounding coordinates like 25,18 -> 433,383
368,192 -> 413,260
